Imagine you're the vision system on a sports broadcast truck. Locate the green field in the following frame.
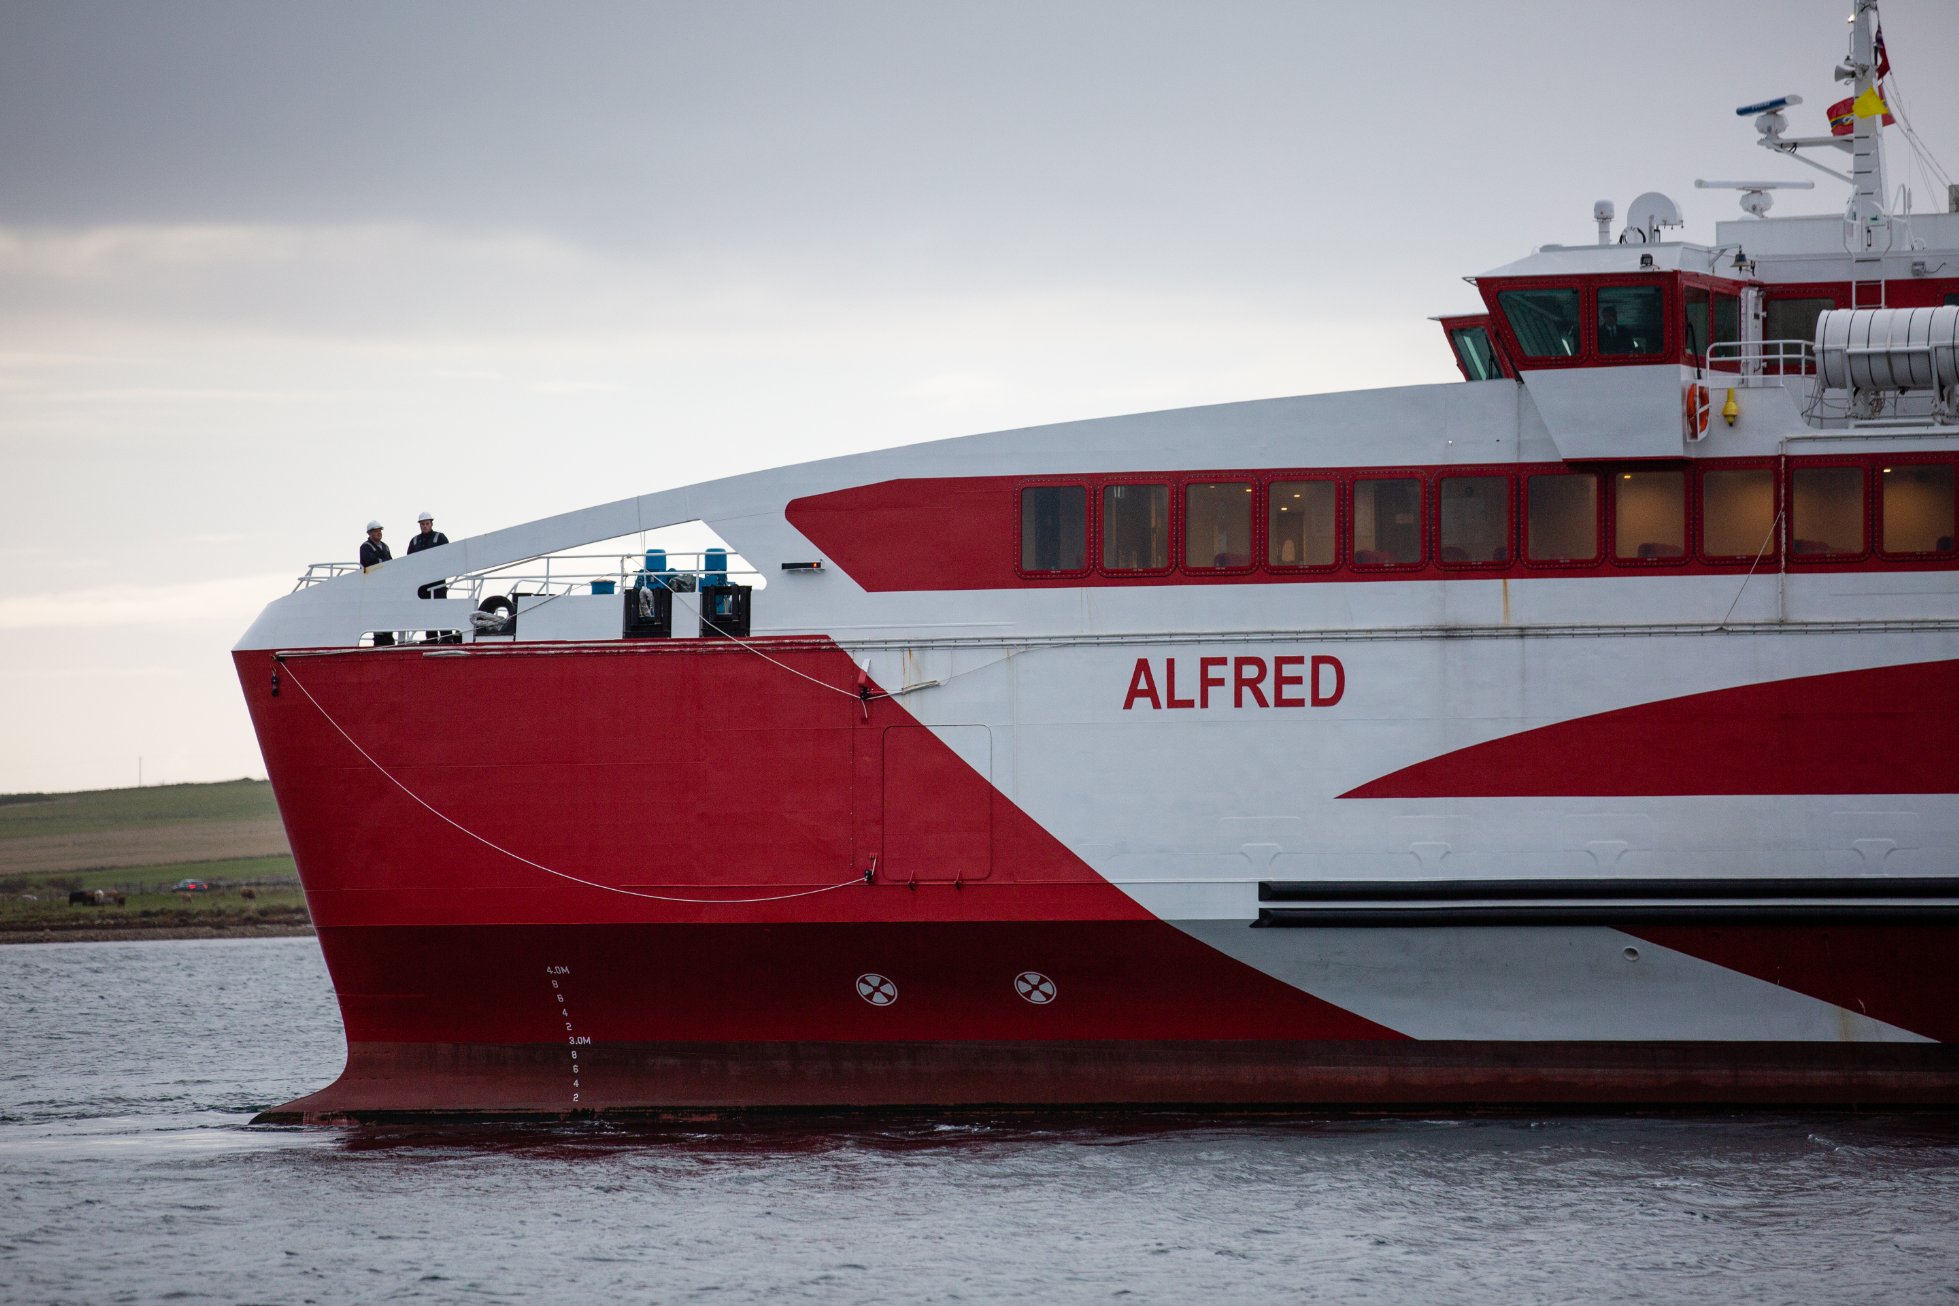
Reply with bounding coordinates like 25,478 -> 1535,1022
0,778 -> 280,839
0,780 -> 309,939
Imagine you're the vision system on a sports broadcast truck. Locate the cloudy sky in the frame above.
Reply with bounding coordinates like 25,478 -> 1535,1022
2,0 -> 1955,794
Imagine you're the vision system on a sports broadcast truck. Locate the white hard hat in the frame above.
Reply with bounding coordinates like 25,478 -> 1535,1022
417,511 -> 434,522
367,520 -> 384,531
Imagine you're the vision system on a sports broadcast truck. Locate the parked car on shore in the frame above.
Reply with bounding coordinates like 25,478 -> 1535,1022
170,879 -> 210,893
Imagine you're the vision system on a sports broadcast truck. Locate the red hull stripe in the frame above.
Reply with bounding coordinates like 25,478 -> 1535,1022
1341,659 -> 1959,798
786,469 -> 1959,593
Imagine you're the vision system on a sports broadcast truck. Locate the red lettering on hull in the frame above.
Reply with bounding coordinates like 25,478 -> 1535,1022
1121,654 -> 1346,710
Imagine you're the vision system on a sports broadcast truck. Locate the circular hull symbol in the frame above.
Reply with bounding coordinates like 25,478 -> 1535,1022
1014,971 -> 1057,1005
855,973 -> 898,1006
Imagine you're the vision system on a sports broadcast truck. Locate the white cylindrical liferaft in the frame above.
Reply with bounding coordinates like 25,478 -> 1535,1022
1816,306 -> 1959,392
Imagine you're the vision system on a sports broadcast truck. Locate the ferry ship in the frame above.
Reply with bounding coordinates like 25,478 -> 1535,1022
242,2 -> 1959,1119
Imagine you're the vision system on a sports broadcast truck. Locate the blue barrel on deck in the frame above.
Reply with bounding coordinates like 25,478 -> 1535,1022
637,548 -> 669,590
703,548 -> 727,589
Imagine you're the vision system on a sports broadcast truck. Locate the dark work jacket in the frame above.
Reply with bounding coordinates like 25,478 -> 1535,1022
407,529 -> 449,554
359,538 -> 392,567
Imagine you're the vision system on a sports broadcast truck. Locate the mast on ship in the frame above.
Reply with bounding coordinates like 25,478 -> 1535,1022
1743,0 -> 1895,305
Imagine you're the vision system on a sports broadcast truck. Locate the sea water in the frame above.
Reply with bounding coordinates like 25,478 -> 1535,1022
1,937 -> 1955,1304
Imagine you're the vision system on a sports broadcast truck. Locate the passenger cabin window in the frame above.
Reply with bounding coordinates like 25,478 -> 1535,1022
1184,482 -> 1253,569
1596,285 -> 1666,357
1449,326 -> 1503,380
1790,466 -> 1865,556
1765,297 -> 1836,345
1701,468 -> 1777,559
1527,473 -> 1599,562
1437,476 -> 1508,563
1684,286 -> 1740,359
1268,480 -> 1336,567
1498,288 -> 1582,358
1614,470 -> 1686,560
1102,484 -> 1168,571
1880,464 -> 1955,555
1352,478 -> 1423,565
1020,485 -> 1086,572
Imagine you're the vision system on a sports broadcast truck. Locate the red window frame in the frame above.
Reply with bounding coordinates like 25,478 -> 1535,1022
1433,469 -> 1514,570
1522,469 -> 1604,568
1265,474 -> 1344,573
1874,455 -> 1958,562
1786,461 -> 1871,564
1096,478 -> 1175,578
1014,479 -> 1093,580
1479,274 -> 1679,371
1694,460 -> 1781,565
1179,475 -> 1259,576
1349,472 -> 1429,572
1608,465 -> 1692,568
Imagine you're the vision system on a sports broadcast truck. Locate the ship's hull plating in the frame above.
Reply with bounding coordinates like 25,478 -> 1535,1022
239,637 -> 1959,1119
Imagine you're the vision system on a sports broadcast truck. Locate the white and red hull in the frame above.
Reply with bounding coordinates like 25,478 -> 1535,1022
240,632 -> 1959,1119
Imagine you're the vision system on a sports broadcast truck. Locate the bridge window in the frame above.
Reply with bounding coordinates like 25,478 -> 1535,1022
1437,476 -> 1509,564
1498,288 -> 1582,358
1597,285 -> 1667,357
1684,286 -> 1740,358
1790,466 -> 1865,557
1700,468 -> 1777,559
1185,482 -> 1253,569
1268,480 -> 1337,567
1102,484 -> 1169,571
1765,296 -> 1835,344
1614,470 -> 1686,561
1352,477 -> 1423,566
1449,326 -> 1503,380
1527,472 -> 1600,563
1880,464 -> 1955,556
1020,485 -> 1086,572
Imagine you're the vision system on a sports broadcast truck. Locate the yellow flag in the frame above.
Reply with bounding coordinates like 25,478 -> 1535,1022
1853,84 -> 1889,119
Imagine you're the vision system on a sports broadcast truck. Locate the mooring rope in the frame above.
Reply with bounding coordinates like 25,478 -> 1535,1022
276,659 -> 870,905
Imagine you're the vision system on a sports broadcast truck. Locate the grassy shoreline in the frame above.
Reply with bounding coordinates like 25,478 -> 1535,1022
2,781 -> 312,944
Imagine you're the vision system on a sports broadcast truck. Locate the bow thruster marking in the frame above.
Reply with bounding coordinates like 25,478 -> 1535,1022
856,973 -> 898,1007
1014,971 -> 1057,1005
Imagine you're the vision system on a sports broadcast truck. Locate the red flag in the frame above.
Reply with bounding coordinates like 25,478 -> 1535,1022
1827,92 -> 1894,136
1875,25 -> 1891,80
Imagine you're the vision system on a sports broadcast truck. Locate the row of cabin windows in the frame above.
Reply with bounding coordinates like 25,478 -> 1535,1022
1019,463 -> 1958,574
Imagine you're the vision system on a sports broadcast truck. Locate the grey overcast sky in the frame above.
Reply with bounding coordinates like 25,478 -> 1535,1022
2,0 -> 1955,793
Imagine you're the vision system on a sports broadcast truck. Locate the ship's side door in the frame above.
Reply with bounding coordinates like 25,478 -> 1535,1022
871,724 -> 994,883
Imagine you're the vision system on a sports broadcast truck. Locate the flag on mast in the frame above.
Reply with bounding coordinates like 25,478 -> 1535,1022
1827,23 -> 1894,136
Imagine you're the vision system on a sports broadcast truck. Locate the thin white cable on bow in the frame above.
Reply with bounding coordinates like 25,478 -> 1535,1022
277,659 -> 869,905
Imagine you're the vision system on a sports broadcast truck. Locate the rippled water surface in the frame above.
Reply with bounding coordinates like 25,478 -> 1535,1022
2,938 -> 1956,1304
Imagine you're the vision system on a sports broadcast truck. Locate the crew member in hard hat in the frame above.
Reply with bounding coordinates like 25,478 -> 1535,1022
407,512 -> 449,560
407,511 -> 455,641
359,521 -> 395,645
359,521 -> 392,568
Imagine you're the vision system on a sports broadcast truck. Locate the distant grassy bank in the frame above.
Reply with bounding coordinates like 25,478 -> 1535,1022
0,780 -> 309,943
